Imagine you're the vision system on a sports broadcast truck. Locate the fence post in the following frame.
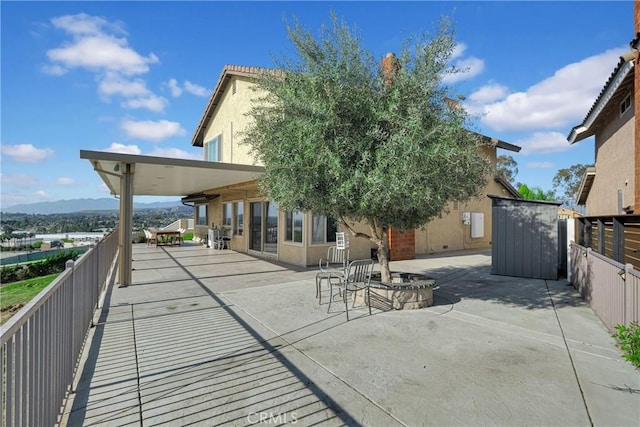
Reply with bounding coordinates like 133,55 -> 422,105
66,259 -> 75,394
613,218 -> 625,263
624,263 -> 633,326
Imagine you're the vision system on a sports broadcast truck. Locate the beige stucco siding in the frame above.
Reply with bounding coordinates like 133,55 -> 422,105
416,145 -> 512,254
587,102 -> 635,216
202,76 -> 265,166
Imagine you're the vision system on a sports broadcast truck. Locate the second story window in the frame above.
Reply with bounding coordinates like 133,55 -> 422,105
621,94 -> 631,116
205,134 -> 222,162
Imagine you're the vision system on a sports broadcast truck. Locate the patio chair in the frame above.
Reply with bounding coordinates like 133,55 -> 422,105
211,228 -> 231,250
144,229 -> 157,246
327,258 -> 374,321
315,246 -> 349,304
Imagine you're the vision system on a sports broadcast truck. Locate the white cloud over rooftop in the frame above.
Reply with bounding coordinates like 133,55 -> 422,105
120,120 -> 186,141
465,47 -> 628,133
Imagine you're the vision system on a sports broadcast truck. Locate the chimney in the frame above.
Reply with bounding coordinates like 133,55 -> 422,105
381,52 -> 400,86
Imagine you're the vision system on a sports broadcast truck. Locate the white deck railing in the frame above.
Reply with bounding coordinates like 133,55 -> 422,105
1,228 -> 119,427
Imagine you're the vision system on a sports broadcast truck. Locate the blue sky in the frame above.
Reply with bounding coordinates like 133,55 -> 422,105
0,1 -> 633,209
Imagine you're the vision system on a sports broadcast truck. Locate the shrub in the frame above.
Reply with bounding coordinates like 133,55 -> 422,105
0,250 -> 80,284
613,322 -> 640,369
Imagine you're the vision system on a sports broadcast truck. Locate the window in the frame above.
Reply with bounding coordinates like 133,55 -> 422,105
285,210 -> 303,243
232,80 -> 236,95
196,205 -> 208,226
205,134 -> 222,162
453,201 -> 459,211
234,201 -> 244,236
312,214 -> 337,243
621,94 -> 631,116
222,203 -> 232,227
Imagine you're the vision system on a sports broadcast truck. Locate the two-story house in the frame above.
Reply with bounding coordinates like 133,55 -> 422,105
188,64 -> 521,266
568,51 -> 636,215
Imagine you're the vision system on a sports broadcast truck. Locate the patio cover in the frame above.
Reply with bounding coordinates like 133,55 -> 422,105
80,150 -> 264,286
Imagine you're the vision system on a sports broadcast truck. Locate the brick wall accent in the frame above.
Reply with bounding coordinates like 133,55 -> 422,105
635,1 -> 640,213
388,227 -> 415,261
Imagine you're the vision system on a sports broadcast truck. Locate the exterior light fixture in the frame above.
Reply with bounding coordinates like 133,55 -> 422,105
617,268 -> 626,281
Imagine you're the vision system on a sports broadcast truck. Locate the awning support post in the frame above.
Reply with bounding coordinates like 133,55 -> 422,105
118,162 -> 134,287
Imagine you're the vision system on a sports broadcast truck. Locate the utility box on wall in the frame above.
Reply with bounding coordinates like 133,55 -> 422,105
470,212 -> 484,238
489,195 -> 561,280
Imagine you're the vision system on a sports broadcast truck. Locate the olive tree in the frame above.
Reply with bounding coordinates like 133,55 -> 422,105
245,14 -> 491,282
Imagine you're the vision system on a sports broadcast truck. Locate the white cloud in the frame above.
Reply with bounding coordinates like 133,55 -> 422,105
45,13 -> 165,112
514,132 -> 572,155
167,78 -> 182,97
450,43 -> 467,61
1,144 -> 54,163
98,73 -> 149,97
99,183 -> 111,194
148,147 -> 201,160
47,34 -> 159,76
41,64 -> 68,76
526,162 -> 554,169
57,177 -> 75,185
120,119 -> 186,141
474,47 -> 628,132
467,83 -> 509,104
51,13 -> 125,37
105,142 -> 141,155
121,94 -> 168,112
0,173 -> 38,187
443,56 -> 485,84
35,190 -> 51,200
183,81 -> 208,97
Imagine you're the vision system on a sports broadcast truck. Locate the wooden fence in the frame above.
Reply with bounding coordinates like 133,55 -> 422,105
575,215 -> 640,270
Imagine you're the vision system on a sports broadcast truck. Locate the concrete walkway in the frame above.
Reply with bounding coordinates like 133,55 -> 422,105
62,245 -> 640,426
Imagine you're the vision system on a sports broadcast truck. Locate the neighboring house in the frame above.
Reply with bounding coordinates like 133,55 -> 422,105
188,65 -> 521,266
568,51 -> 637,216
557,208 -> 582,220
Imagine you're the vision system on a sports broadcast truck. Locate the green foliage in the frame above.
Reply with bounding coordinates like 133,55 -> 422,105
0,250 -> 79,284
1,273 -> 59,311
496,155 -> 518,184
517,184 -> 556,201
552,163 -> 593,205
182,232 -> 194,241
613,322 -> 640,368
245,13 -> 490,280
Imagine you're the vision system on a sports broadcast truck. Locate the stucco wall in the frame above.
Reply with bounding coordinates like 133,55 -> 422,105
587,101 -> 635,216
415,146 -> 514,254
202,76 -> 265,166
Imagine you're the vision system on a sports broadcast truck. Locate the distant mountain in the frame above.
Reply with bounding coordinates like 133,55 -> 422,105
2,198 -> 184,214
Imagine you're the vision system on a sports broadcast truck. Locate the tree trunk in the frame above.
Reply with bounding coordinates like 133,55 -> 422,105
377,228 -> 392,283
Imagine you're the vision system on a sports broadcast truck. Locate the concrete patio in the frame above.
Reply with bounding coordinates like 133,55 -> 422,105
62,244 -> 640,426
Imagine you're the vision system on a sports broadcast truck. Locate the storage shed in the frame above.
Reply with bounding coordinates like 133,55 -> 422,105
489,195 -> 562,280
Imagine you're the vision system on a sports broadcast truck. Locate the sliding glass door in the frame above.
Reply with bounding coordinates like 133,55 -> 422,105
249,201 -> 278,255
